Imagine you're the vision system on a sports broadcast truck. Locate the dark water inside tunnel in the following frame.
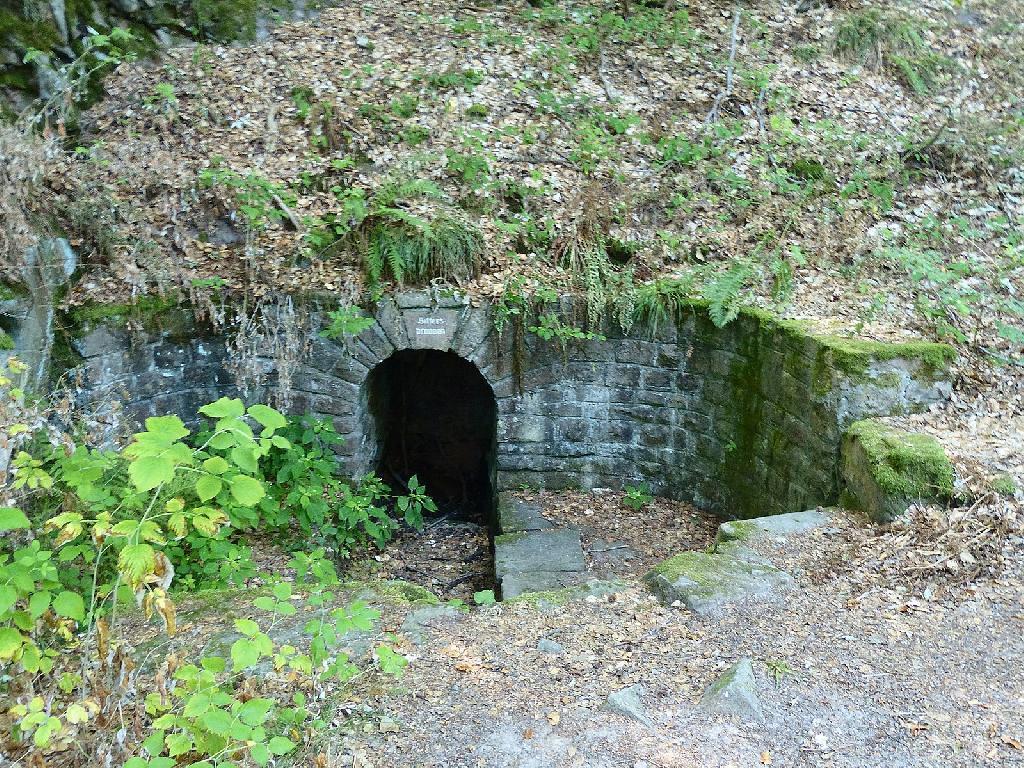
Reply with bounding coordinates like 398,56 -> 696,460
365,348 -> 498,525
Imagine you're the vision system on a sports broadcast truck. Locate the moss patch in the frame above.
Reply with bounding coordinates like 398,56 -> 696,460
68,295 -> 181,326
347,579 -> 440,606
714,519 -> 759,544
493,531 -> 528,546
505,579 -> 625,608
846,420 -> 953,498
648,550 -> 744,586
0,10 -> 61,50
0,282 -> 28,302
64,295 -> 194,341
842,419 -> 954,522
817,335 -> 956,377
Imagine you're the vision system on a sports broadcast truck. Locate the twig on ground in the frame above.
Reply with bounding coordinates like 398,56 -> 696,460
444,571 -> 489,590
598,46 -> 620,103
899,110 -> 953,163
271,193 -> 302,231
705,5 -> 742,127
756,85 -> 768,134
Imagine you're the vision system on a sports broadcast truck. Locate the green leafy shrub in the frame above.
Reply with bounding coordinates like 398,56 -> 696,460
198,159 -> 297,232
632,275 -> 698,336
363,210 -> 483,287
306,178 -> 483,286
1,362 -> 417,763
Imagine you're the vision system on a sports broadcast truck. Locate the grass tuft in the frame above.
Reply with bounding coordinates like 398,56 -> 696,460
833,9 -> 950,94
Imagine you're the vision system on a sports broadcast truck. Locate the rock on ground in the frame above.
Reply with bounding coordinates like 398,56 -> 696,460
698,658 -> 765,723
644,550 -> 794,615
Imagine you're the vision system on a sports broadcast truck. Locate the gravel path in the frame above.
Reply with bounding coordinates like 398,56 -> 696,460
328,510 -> 1024,767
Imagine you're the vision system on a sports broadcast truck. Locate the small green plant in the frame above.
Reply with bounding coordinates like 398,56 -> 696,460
145,82 -> 178,110
570,120 -> 619,174
422,68 -> 483,91
764,658 -> 797,685
529,313 -> 605,352
473,589 -> 496,606
991,474 -> 1018,497
400,124 -> 431,145
359,180 -> 483,287
493,277 -> 532,335
390,93 -> 419,119
446,150 -> 492,189
198,159 -> 297,232
291,85 -> 315,119
622,484 -> 653,511
632,275 -> 698,337
704,262 -> 755,327
320,305 -> 375,339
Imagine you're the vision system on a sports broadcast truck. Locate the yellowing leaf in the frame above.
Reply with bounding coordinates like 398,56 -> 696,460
118,543 -> 156,588
167,513 -> 186,538
64,703 -> 89,724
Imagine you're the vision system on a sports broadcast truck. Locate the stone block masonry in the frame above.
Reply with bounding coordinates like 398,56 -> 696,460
46,291 -> 955,520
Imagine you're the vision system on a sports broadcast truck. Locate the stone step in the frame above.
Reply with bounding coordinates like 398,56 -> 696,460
497,496 -> 554,533
493,513 -> 588,600
494,528 -> 586,576
500,571 -> 590,600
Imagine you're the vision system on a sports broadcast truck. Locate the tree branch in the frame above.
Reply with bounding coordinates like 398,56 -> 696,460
705,5 -> 742,127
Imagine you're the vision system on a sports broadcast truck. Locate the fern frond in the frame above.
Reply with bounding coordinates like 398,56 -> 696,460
374,178 -> 442,208
365,236 -> 384,286
705,263 -> 754,328
382,230 -> 406,286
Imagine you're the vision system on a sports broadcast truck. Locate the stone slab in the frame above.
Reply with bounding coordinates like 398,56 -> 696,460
494,529 -> 586,577
402,309 -> 459,350
716,509 -> 831,544
497,495 -> 554,533
605,683 -> 654,728
698,658 -> 764,722
400,605 -> 463,646
500,570 -> 589,599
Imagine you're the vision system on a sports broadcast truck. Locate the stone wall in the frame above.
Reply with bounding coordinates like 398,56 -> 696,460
65,305 -> 236,432
44,291 -> 955,519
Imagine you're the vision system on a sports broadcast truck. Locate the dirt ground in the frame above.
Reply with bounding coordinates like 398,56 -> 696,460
318,507 -> 1024,768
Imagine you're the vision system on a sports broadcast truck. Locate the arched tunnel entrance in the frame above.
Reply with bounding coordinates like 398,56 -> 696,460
365,349 -> 498,523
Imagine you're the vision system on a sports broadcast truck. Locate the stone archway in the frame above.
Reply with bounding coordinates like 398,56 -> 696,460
363,348 -> 498,522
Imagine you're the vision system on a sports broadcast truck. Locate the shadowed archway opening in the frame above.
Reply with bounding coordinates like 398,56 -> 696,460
365,349 -> 497,523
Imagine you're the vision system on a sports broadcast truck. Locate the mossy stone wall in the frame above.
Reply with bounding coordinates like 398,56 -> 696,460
51,291 -> 954,519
